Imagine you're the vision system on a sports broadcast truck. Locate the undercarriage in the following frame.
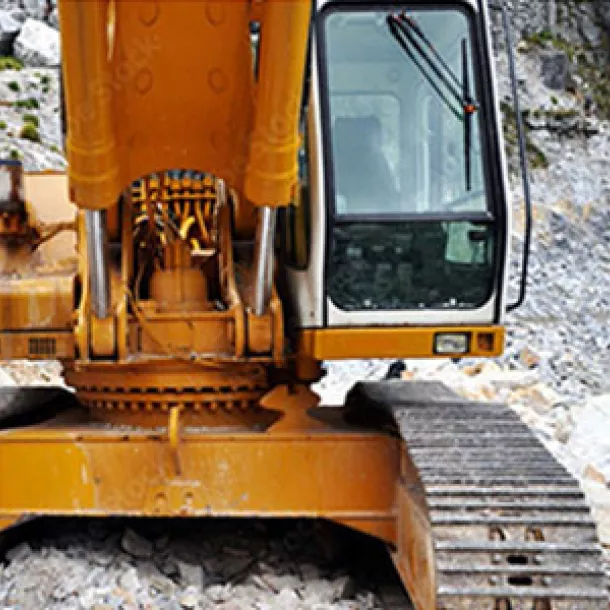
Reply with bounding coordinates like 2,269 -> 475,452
0,381 -> 606,609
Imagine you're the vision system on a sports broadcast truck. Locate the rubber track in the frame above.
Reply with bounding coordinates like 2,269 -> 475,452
347,381 -> 608,610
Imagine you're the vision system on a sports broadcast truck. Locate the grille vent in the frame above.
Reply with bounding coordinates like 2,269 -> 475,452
28,337 -> 57,357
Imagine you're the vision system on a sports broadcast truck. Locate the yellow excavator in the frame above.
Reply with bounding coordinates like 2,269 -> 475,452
0,1 -> 606,607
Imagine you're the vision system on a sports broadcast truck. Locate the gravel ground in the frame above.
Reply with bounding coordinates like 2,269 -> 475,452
0,519 -> 396,610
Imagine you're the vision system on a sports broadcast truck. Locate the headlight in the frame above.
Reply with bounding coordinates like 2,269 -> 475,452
434,332 -> 469,355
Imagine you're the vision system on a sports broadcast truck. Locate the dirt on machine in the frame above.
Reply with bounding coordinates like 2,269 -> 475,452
0,0 -> 606,608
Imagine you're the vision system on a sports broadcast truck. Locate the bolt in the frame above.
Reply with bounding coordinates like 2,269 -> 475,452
534,554 -> 544,565
492,553 -> 503,564
542,576 -> 552,587
489,575 -> 500,586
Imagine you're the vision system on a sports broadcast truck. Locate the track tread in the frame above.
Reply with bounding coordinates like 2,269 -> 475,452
347,381 -> 608,610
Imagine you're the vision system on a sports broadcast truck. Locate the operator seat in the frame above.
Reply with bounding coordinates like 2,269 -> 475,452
332,116 -> 399,214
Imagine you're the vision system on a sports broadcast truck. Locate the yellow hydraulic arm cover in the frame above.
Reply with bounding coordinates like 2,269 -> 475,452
58,0 -> 310,224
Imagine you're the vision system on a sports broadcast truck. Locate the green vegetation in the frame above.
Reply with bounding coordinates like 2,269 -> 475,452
14,98 -> 39,110
500,102 -> 549,171
19,123 -> 41,143
0,57 -> 23,71
7,81 -> 20,93
526,140 -> 549,169
9,149 -> 21,160
50,144 -> 61,154
40,75 -> 51,86
0,121 -> 6,130
522,30 -> 577,61
22,114 -> 39,128
523,29 -> 554,47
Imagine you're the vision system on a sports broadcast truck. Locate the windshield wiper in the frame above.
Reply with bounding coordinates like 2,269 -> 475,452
386,15 -> 461,120
387,12 -> 478,191
461,38 -> 475,191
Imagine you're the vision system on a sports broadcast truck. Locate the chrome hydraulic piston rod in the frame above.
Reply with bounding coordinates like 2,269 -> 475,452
250,206 -> 276,316
85,209 -> 111,319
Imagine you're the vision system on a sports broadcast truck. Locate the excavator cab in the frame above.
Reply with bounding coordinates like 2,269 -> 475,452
285,1 -> 510,363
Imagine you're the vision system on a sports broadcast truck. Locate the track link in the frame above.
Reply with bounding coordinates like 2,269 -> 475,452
347,381 -> 608,610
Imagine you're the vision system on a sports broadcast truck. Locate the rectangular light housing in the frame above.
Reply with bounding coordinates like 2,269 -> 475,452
434,332 -> 470,355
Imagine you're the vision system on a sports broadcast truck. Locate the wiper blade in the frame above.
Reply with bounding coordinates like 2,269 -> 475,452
462,38 -> 474,191
386,15 -> 462,121
386,12 -> 479,191
400,13 -> 463,95
393,13 -> 465,105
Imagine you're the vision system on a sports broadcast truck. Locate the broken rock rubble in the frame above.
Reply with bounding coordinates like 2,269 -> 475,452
0,521 -> 387,610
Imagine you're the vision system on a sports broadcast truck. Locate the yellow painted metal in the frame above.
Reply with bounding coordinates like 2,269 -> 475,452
0,275 -> 75,331
57,0 -> 120,210
0,416 -> 399,546
90,315 -> 116,358
244,0 -> 311,207
0,516 -> 21,532
0,331 -> 74,360
298,326 -> 505,360
58,0 -> 255,223
393,447 -> 437,610
64,359 -> 272,427
10,173 -> 76,264
168,405 -> 182,475
58,0 -> 310,216
0,173 -> 78,359
261,384 -> 326,433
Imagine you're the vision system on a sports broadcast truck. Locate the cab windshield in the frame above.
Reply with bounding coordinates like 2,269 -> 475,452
326,8 -> 487,216
321,6 -> 497,311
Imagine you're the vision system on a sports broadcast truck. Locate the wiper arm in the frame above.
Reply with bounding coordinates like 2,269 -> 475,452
387,13 -> 479,191
387,15 -> 462,121
392,14 -> 465,106
462,38 -> 475,191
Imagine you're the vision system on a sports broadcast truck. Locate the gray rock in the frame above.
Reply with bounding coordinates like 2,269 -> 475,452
177,559 -> 205,589
567,395 -> 610,481
0,9 -> 20,55
540,51 -> 569,91
178,587 -> 201,609
273,588 -> 301,609
546,113 -> 579,134
5,542 -> 31,562
22,0 -> 46,20
583,118 -> 601,136
525,113 -> 547,130
8,9 -> 26,24
332,574 -> 358,600
117,566 -> 140,592
598,0 -> 610,30
48,6 -> 58,28
205,583 -> 232,603
14,18 -> 60,66
120,529 -> 153,559
149,572 -> 176,596
0,367 -> 16,386
221,553 -> 252,581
